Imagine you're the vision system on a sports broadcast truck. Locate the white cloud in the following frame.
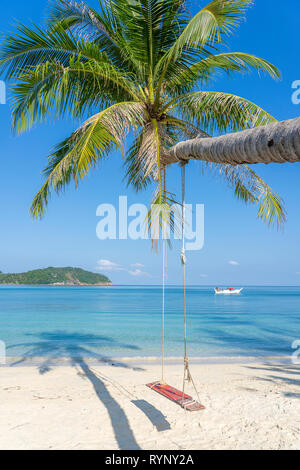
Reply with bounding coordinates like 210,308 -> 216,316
228,260 -> 239,266
296,272 -> 300,275
97,259 -> 117,267
96,259 -> 125,271
128,269 -> 143,276
128,268 -> 150,277
96,259 -> 150,277
199,274 -> 208,278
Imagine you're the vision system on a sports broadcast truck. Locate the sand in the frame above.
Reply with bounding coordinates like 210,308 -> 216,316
0,360 -> 299,450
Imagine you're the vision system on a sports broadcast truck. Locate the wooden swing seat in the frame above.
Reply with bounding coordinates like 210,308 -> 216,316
146,381 -> 205,411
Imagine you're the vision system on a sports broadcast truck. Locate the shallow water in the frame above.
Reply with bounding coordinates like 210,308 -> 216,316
0,286 -> 299,361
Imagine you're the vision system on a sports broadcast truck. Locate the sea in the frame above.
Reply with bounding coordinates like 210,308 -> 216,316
0,286 -> 299,364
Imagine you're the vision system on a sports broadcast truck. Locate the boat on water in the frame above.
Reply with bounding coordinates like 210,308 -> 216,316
215,287 -> 243,295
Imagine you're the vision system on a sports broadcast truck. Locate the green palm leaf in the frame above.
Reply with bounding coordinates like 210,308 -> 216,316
49,0 -> 147,78
203,162 -> 286,228
172,91 -> 277,134
30,101 -> 145,218
0,22 -> 84,79
11,57 -> 139,132
154,0 -> 253,94
167,52 -> 280,93
146,183 -> 181,249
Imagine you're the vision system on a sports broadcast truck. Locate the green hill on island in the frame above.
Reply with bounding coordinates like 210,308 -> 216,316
0,267 -> 111,285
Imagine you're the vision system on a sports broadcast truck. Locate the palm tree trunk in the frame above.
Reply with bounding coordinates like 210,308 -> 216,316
166,117 -> 300,165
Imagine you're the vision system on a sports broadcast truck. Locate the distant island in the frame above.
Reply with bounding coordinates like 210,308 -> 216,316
0,267 -> 112,286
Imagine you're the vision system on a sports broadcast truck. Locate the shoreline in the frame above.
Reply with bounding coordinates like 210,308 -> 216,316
3,354 -> 293,367
0,283 -> 112,286
1,284 -> 300,287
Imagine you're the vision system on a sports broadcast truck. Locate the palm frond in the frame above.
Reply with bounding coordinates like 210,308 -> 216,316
173,91 -> 277,134
244,165 -> 286,228
166,52 -> 280,94
154,0 -> 253,93
204,162 -> 286,228
146,184 -> 181,248
106,0 -> 187,97
131,119 -> 175,181
30,101 -> 145,218
123,115 -> 202,190
164,116 -> 209,140
175,0 -> 251,47
48,0 -> 113,38
49,0 -> 147,78
123,133 -> 153,192
0,22 -> 84,79
11,57 -> 140,132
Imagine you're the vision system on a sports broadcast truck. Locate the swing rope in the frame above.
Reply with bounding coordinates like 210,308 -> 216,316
161,168 -> 166,384
180,160 -> 201,405
158,162 -> 201,407
146,160 -> 205,410
161,224 -> 166,383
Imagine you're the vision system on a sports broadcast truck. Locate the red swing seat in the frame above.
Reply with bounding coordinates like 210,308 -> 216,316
146,381 -> 205,411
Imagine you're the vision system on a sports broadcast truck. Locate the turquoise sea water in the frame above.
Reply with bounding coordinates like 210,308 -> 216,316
0,286 -> 299,361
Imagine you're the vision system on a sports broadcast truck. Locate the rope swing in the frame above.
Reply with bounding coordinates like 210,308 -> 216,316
179,161 -> 201,406
146,162 -> 205,412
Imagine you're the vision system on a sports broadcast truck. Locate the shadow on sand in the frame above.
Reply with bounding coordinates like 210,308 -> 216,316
245,363 -> 300,399
8,331 -> 171,449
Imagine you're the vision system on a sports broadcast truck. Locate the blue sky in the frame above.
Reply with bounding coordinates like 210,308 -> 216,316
0,0 -> 299,285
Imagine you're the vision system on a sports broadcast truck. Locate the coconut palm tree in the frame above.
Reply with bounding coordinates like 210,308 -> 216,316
0,0 -> 287,227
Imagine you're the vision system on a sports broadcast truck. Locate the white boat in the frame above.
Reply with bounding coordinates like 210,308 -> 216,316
215,287 -> 243,295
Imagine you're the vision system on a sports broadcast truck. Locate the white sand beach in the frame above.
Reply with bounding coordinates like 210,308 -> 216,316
0,360 -> 299,450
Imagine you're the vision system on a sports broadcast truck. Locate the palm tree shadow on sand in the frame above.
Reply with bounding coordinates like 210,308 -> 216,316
8,331 -> 142,372
8,331 -> 171,449
245,363 -> 300,399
